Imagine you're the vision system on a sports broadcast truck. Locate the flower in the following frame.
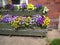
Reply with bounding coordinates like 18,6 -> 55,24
2,14 -> 12,23
0,13 -> 50,29
42,16 -> 50,26
11,16 -> 18,21
15,17 -> 21,23
24,16 -> 31,23
35,4 -> 42,8
10,4 -> 14,10
32,14 -> 45,25
11,16 -> 22,28
36,16 -> 45,25
27,4 -> 35,10
21,3 -> 27,8
29,18 -> 35,25
24,16 -> 31,26
43,6 -> 49,13
2,17 -> 12,23
11,20 -> 19,28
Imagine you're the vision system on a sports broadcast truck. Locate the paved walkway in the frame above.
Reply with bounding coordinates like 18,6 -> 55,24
47,29 -> 60,40
0,36 -> 46,45
0,29 -> 60,45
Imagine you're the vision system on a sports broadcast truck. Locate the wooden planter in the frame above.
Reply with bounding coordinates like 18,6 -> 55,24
0,10 -> 48,36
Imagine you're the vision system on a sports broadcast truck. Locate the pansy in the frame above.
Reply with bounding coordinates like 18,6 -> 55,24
15,17 -> 21,23
43,6 -> 49,13
11,20 -> 19,28
2,14 -> 12,23
27,4 -> 35,10
2,17 -> 11,23
24,16 -> 31,26
21,3 -> 27,8
11,16 -> 22,28
10,4 -> 14,10
36,15 -> 45,25
11,16 -> 18,21
29,18 -> 35,25
35,4 -> 42,8
42,16 -> 50,26
24,16 -> 31,23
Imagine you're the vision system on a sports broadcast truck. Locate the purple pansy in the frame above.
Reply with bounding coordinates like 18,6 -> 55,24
10,4 -> 14,10
2,14 -> 12,23
21,3 -> 27,8
36,16 -> 45,25
2,17 -> 11,23
35,4 -> 42,8
11,16 -> 18,21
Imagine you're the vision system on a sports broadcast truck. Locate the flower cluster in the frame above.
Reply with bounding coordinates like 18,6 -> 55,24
0,14 -> 50,29
4,4 -> 49,14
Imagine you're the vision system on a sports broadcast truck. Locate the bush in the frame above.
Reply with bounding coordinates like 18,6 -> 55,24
50,38 -> 60,45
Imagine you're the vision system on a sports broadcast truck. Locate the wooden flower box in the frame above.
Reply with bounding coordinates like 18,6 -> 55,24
0,10 -> 48,36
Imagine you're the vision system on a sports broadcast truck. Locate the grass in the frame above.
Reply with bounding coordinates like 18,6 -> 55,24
50,38 -> 60,45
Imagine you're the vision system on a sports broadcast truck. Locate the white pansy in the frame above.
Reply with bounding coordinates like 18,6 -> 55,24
43,6 -> 49,13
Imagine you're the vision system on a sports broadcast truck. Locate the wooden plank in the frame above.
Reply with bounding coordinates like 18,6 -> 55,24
0,29 -> 47,36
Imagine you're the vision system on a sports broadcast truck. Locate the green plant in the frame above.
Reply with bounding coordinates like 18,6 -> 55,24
50,38 -> 60,45
46,37 -> 52,43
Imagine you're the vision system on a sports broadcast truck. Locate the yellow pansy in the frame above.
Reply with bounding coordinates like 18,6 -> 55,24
43,16 -> 50,26
27,16 -> 31,19
24,18 -> 29,23
0,15 -> 2,20
24,16 -> 31,22
24,16 -> 31,26
27,4 -> 35,10
11,17 -> 21,28
11,20 -> 19,28
11,23 -> 19,28
15,17 -> 21,23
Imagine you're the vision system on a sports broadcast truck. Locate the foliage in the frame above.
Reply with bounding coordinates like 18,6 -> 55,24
50,38 -> 60,45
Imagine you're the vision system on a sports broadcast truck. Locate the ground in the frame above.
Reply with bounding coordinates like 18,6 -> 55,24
0,36 -> 46,45
0,29 -> 60,45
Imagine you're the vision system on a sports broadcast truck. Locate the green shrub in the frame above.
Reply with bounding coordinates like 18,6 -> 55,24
50,38 -> 60,45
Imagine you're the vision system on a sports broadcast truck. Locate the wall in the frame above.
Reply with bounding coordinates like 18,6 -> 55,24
29,0 -> 60,19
